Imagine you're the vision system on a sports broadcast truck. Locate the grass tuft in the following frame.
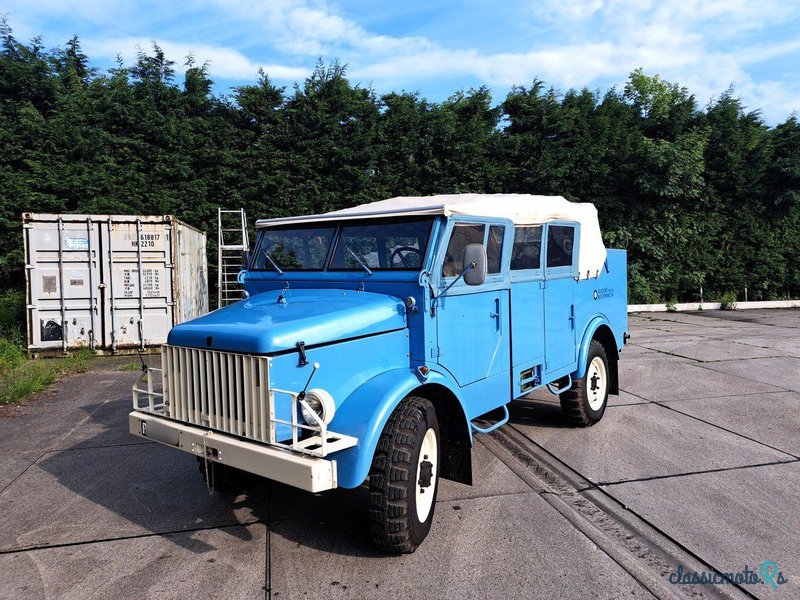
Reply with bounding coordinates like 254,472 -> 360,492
719,291 -> 737,311
0,346 -> 93,405
0,287 -> 96,405
117,361 -> 143,371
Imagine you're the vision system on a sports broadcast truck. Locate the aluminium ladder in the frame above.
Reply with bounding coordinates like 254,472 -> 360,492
217,208 -> 249,307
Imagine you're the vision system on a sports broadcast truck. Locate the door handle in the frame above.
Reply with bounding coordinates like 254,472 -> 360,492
568,304 -> 575,329
490,298 -> 501,331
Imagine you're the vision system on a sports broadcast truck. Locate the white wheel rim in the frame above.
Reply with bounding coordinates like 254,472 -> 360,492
587,356 -> 607,411
415,428 -> 438,523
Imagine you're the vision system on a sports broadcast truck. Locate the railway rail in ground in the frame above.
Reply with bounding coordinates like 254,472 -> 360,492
480,423 -> 755,600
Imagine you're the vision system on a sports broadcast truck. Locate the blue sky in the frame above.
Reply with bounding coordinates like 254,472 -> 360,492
5,0 -> 800,124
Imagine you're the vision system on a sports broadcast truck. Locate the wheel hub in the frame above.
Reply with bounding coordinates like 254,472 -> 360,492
590,373 -> 600,391
418,459 -> 433,489
415,427 -> 438,523
587,356 -> 607,411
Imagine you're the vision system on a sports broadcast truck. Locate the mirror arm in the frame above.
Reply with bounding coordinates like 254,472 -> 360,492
434,261 -> 476,302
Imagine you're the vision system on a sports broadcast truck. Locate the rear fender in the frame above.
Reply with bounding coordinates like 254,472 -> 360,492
330,368 -> 470,489
575,316 -> 620,394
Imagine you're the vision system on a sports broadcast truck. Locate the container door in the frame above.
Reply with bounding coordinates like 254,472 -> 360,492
100,218 -> 175,351
543,224 -> 578,374
174,221 -> 209,323
24,217 -> 102,353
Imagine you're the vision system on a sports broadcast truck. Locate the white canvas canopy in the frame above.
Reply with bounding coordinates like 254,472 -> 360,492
256,194 -> 607,279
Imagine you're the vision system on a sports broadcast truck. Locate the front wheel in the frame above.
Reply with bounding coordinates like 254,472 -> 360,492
560,339 -> 609,426
368,396 -> 440,553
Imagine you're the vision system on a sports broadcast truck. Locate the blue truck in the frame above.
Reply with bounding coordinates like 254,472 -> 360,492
130,194 -> 628,552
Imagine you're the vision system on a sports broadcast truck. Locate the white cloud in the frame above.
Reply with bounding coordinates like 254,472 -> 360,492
208,0 -> 799,121
83,37 -> 308,82
5,0 -> 799,121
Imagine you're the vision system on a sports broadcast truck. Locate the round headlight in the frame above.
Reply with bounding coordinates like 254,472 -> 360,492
300,388 -> 335,426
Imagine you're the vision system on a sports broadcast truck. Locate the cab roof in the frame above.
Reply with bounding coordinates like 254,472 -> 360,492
256,194 -> 607,279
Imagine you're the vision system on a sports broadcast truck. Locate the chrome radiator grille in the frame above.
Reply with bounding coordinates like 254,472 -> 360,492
161,345 -> 275,444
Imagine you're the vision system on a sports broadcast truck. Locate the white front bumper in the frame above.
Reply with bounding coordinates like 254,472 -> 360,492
129,411 -> 339,492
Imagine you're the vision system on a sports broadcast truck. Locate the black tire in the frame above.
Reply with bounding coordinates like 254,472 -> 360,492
368,396 -> 440,553
197,457 -> 248,494
561,339 -> 609,427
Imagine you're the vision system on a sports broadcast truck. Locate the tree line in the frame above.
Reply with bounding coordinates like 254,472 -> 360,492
1,21 -> 798,304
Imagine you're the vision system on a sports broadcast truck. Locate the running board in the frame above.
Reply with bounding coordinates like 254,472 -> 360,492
470,404 -> 509,435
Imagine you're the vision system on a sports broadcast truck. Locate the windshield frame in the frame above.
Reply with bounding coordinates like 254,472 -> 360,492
250,216 -> 435,273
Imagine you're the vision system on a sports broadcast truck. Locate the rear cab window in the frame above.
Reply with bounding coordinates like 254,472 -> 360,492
544,223 -> 578,277
511,225 -> 543,272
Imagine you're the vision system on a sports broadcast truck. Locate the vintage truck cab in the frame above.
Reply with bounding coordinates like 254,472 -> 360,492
130,194 -> 628,552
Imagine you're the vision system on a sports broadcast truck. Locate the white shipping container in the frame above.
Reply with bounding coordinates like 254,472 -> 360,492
23,214 -> 208,356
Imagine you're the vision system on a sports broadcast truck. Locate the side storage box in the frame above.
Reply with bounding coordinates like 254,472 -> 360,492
23,214 -> 208,356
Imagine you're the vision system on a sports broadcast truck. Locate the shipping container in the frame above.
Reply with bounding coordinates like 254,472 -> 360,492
23,214 -> 208,357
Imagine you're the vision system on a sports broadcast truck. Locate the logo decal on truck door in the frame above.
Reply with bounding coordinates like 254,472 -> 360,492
594,288 -> 613,300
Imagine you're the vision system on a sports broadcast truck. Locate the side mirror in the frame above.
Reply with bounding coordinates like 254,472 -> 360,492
463,244 -> 487,286
241,250 -> 251,269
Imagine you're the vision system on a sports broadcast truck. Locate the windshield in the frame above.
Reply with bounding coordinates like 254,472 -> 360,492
251,217 -> 433,272
251,225 -> 336,271
329,218 -> 432,271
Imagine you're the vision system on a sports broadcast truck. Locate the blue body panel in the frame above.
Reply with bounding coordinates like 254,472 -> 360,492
332,366 -> 467,488
168,288 -> 407,354
165,214 -> 628,490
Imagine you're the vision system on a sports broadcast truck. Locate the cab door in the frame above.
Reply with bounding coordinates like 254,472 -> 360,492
435,220 -> 510,387
543,223 -> 579,375
509,224 -> 545,394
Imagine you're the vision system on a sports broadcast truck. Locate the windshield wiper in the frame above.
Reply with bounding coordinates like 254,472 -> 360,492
261,250 -> 284,274
346,246 -> 373,276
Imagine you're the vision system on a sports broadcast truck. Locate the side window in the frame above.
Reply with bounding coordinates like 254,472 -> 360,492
511,225 -> 542,270
487,225 -> 505,273
442,224 -> 485,277
546,225 -> 575,268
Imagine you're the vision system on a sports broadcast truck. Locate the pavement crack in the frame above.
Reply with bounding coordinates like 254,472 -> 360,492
617,387 -> 799,459
0,397 -> 118,497
597,459 -> 798,487
633,342 -> 788,363
46,440 -> 156,453
0,520 -> 263,556
266,480 -> 272,600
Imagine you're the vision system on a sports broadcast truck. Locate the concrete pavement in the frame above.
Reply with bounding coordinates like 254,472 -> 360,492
0,309 -> 797,599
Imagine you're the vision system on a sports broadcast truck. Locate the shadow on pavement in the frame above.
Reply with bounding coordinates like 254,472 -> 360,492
33,393 -> 384,556
507,397 -> 573,429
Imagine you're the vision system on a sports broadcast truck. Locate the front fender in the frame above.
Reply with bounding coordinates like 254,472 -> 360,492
575,315 -> 612,379
329,367 -> 467,489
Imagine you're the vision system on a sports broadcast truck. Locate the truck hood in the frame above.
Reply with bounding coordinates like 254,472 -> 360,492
167,288 -> 407,354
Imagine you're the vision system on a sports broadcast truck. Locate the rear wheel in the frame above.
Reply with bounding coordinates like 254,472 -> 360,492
368,396 -> 440,553
561,340 -> 609,426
